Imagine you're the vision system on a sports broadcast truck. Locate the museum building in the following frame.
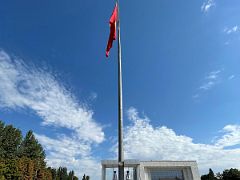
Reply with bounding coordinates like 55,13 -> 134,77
101,160 -> 201,180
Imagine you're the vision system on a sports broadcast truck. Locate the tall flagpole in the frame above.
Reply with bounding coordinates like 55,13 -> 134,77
117,0 -> 124,179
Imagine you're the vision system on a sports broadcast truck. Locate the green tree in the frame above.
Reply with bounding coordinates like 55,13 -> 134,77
36,168 -> 44,179
0,121 -> 4,137
67,170 -> 78,180
209,169 -> 216,180
19,131 -> 46,179
0,123 -> 22,159
45,167 -> 53,180
0,159 -> 6,180
201,169 -> 217,180
222,168 -> 240,180
20,130 -> 45,160
4,159 -> 20,179
73,176 -> 78,180
82,174 -> 86,180
51,168 -> 57,180
68,170 -> 74,180
18,157 -> 34,180
216,172 -> 223,180
57,167 -> 68,180
0,121 -> 79,180
82,174 -> 89,180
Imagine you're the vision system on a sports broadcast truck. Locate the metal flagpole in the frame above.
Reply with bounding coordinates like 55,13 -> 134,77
116,0 -> 124,179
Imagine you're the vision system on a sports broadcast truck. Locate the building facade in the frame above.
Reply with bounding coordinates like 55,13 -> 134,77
101,160 -> 201,180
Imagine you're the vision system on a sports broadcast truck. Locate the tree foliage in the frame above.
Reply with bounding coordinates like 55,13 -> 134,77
0,123 -> 22,159
82,174 -> 90,180
202,168 -> 240,180
201,168 -> 217,180
222,168 -> 240,180
0,120 -> 79,180
20,130 -> 45,160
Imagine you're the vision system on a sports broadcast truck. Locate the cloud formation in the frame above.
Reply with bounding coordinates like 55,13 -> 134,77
215,125 -> 240,148
201,0 -> 215,13
0,49 -> 104,178
199,70 -> 221,90
121,107 -> 240,173
35,134 -> 101,179
193,70 -> 222,99
0,50 -> 104,143
224,26 -> 240,34
228,75 -> 235,80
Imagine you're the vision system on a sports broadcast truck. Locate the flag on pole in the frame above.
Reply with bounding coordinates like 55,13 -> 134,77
106,4 -> 118,57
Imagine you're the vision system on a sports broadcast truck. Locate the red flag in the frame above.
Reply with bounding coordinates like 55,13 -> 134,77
106,4 -> 118,57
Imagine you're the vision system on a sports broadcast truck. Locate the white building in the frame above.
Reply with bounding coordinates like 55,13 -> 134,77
101,160 -> 201,180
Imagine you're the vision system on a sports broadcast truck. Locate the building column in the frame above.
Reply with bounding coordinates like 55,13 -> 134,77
136,165 -> 140,180
139,164 -> 145,180
183,167 -> 193,180
102,165 -> 106,180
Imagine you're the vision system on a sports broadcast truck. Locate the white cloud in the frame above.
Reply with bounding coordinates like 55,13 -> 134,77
118,107 -> 240,173
215,125 -> 240,148
199,70 -> 221,91
36,134 -> 101,179
201,0 -> 215,13
205,70 -> 221,80
224,41 -> 230,46
192,94 -> 200,99
228,75 -> 235,80
200,81 -> 215,90
224,26 -> 240,34
0,50 -> 104,143
0,49 -> 104,179
89,92 -> 98,101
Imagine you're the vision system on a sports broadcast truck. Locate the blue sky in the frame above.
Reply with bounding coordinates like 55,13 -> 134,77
0,0 -> 240,179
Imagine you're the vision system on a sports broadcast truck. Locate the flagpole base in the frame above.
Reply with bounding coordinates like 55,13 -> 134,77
118,161 -> 124,180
